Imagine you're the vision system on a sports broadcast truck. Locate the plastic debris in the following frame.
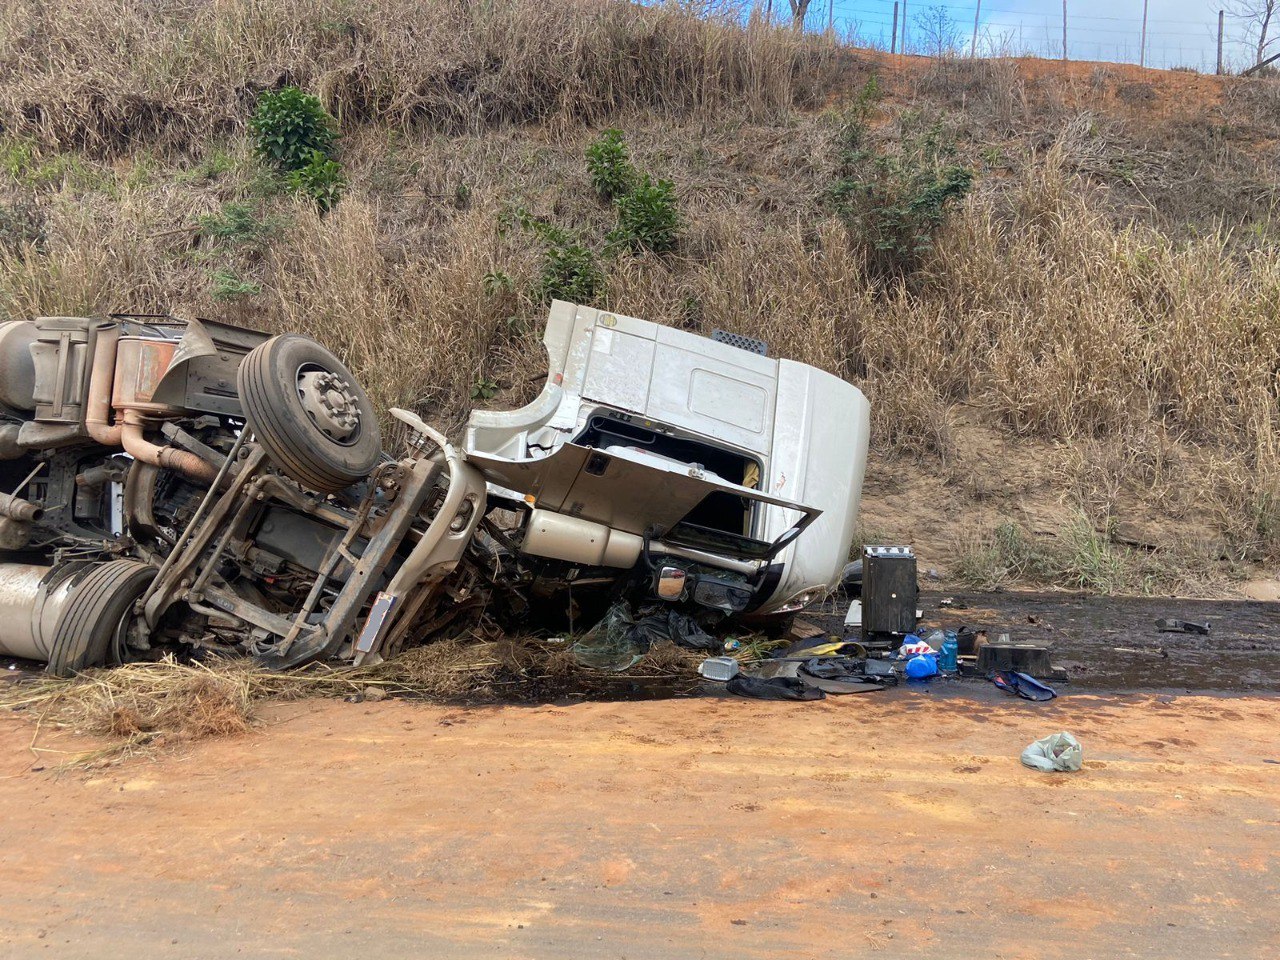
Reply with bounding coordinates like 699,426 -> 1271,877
725,675 -> 825,701
698,656 -> 740,681
1021,732 -> 1083,772
904,654 -> 938,680
992,670 -> 1057,701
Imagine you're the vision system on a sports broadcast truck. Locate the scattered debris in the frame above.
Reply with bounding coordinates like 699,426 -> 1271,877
1156,618 -> 1210,635
992,670 -> 1057,701
976,642 -> 1057,678
698,657 -> 739,681
725,675 -> 824,701
1021,732 -> 1083,772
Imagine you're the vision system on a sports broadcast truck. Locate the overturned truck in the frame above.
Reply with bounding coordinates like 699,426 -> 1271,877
0,301 -> 869,675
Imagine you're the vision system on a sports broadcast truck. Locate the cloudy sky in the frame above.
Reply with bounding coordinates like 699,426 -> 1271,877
822,1 -> 1257,70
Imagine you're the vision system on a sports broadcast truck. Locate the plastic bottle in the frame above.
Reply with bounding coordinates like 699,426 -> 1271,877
940,632 -> 959,672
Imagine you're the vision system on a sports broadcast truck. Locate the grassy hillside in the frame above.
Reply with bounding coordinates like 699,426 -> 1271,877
1,0 -> 1277,594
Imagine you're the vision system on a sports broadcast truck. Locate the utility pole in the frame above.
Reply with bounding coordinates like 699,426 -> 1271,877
1217,10 -> 1225,74
971,0 -> 981,58
902,0 -> 908,53
891,1 -> 899,54
828,0 -> 833,31
1062,0 -> 1068,61
1140,0 -> 1148,67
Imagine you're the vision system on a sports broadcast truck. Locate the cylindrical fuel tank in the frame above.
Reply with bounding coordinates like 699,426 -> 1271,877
0,563 -> 77,661
0,320 -> 38,411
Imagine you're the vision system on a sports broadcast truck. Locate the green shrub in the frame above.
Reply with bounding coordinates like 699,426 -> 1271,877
609,174 -> 680,253
209,268 -> 261,301
250,87 -> 338,172
285,150 -> 346,211
536,239 -> 604,303
829,108 -> 972,280
197,202 -> 278,249
586,129 -> 635,200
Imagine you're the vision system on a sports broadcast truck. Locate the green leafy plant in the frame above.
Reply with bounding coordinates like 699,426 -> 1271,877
482,270 -> 514,295
209,268 -> 261,301
506,206 -> 605,304
536,238 -> 604,304
828,103 -> 972,280
197,202 -> 279,249
250,87 -> 338,172
470,376 -> 499,400
586,129 -> 636,200
285,150 -> 346,211
609,174 -> 680,253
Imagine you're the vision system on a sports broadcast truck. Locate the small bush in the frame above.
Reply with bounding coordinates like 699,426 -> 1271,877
250,87 -> 338,173
285,150 -> 347,212
197,202 -> 278,249
537,239 -> 604,303
210,268 -> 261,301
609,174 -> 680,253
586,129 -> 635,200
829,108 -> 972,280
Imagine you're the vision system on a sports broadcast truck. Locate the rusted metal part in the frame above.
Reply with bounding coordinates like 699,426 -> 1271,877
274,462 -> 389,658
112,337 -> 181,415
0,492 -> 44,523
141,442 -> 263,631
256,455 -> 444,669
351,436 -> 487,666
120,411 -> 218,484
85,322 -> 122,447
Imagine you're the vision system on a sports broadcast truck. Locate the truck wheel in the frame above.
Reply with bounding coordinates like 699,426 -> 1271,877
46,560 -> 156,677
237,334 -> 382,493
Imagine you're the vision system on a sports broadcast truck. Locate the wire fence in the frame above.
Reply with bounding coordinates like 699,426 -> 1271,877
769,1 -> 1272,74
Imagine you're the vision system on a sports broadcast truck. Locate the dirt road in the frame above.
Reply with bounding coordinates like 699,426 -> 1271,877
1,690 -> 1276,959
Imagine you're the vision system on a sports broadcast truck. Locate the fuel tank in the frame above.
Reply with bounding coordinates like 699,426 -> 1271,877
0,563 -> 78,662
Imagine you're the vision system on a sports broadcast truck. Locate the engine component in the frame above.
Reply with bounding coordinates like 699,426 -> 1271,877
0,492 -> 43,523
0,320 -> 38,411
237,334 -> 382,493
521,509 -> 642,568
46,559 -> 156,677
112,336 -> 183,415
0,563 -> 78,661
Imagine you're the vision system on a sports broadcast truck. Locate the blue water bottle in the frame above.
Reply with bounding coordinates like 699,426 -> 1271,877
940,630 -> 959,672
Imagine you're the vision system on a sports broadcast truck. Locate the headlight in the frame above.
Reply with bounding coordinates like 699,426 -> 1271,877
775,589 -> 819,614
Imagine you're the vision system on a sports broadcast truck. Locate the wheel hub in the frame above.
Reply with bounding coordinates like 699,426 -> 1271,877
297,369 -> 361,442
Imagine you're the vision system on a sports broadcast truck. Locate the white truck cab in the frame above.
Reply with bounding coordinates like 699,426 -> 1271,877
465,301 -> 870,615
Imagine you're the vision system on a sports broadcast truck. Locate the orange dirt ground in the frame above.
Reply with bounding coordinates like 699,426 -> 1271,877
1,691 -> 1276,958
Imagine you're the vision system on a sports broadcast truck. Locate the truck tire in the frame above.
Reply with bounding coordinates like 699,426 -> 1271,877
46,560 -> 156,677
237,334 -> 381,493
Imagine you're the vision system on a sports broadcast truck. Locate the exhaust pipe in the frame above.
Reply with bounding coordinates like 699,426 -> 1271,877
0,564 -> 76,661
120,411 -> 219,484
85,322 -> 123,447
0,493 -> 43,523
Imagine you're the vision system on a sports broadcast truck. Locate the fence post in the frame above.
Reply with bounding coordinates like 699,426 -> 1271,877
891,2 -> 899,54
971,0 -> 981,58
1062,0 -> 1068,61
1140,0 -> 1148,67
1217,10 -> 1225,74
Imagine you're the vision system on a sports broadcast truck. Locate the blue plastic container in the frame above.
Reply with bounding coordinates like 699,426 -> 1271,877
905,654 -> 938,680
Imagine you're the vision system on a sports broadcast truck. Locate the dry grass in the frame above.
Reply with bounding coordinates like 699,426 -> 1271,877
0,638 -> 705,766
0,4 -> 1277,578
0,0 -> 837,152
